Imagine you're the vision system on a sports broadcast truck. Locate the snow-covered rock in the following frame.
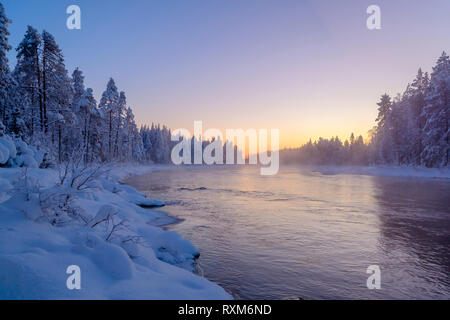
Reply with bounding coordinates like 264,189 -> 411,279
135,198 -> 165,208
106,176 -> 166,207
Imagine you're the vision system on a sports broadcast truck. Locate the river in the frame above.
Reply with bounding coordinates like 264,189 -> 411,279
126,165 -> 450,299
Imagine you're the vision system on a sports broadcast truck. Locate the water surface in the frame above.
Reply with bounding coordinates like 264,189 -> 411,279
127,166 -> 450,299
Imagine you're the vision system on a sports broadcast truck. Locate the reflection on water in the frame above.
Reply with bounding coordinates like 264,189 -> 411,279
373,177 -> 450,298
127,166 -> 450,299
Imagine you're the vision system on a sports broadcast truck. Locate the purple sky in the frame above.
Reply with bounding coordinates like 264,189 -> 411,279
3,0 -> 450,147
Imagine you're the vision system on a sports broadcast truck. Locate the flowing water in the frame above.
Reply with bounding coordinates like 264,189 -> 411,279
126,165 -> 450,299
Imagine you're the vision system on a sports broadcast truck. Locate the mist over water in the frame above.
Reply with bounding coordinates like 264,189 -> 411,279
128,166 -> 450,299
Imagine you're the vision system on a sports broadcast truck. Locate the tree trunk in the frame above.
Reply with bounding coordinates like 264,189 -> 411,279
42,54 -> 48,133
31,105 -> 34,137
58,123 -> 62,163
36,53 -> 43,131
84,109 -> 90,164
114,119 -> 120,159
108,110 -> 112,158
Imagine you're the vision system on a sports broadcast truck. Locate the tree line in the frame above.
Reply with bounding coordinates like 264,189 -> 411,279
0,3 -> 447,168
0,3 -> 173,166
281,52 -> 450,168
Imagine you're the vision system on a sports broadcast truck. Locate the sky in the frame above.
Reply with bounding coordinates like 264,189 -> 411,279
3,0 -> 450,148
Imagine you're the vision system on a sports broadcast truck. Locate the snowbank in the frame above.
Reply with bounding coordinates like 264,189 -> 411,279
0,133 -> 44,168
311,165 -> 450,179
0,165 -> 231,300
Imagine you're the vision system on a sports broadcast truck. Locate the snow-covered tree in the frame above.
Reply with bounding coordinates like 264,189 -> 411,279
13,26 -> 42,136
0,3 -> 11,124
84,88 -> 103,162
98,78 -> 119,160
402,69 -> 429,164
421,52 -> 450,167
374,94 -> 393,163
71,68 -> 101,163
5,10 -> 447,169
42,30 -> 73,162
139,124 -> 173,163
113,91 -> 126,158
121,107 -> 143,161
0,9 -> 172,166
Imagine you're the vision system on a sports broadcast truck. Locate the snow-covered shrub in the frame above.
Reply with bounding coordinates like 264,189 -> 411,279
4,169 -> 44,221
3,168 -> 84,225
88,204 -> 119,228
120,237 -> 141,258
6,153 -> 110,226
88,204 -> 130,243
0,125 -> 43,168
39,185 -> 87,226
27,155 -> 111,226
12,139 -> 39,168
58,155 -> 110,191
0,125 -> 16,165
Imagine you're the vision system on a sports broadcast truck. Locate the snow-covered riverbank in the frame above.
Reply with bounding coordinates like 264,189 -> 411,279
0,164 -> 231,299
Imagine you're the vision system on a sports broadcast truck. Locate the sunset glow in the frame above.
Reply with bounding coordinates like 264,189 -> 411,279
3,0 -> 450,148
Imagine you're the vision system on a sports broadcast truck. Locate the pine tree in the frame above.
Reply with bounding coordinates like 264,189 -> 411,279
374,94 -> 393,163
139,123 -> 172,163
121,107 -> 143,161
0,3 -> 11,124
71,68 -> 91,162
402,69 -> 429,164
14,26 -> 42,135
71,68 -> 85,110
140,125 -> 153,161
421,52 -> 450,167
42,30 -> 73,162
98,78 -> 119,160
375,94 -> 392,130
83,88 -> 100,162
113,91 -> 126,158
8,107 -> 24,137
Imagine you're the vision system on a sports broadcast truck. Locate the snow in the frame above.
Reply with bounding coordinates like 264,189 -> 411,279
0,135 -> 43,168
311,165 -> 450,179
0,135 -> 16,164
0,165 -> 232,300
91,241 -> 135,280
120,190 -> 165,208
87,204 -> 119,227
